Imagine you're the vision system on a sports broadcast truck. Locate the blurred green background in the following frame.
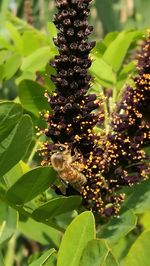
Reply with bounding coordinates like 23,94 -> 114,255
0,1 -> 150,265
0,0 -> 150,36
0,0 -> 149,101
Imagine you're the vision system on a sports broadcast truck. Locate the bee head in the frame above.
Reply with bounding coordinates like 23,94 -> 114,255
55,143 -> 70,153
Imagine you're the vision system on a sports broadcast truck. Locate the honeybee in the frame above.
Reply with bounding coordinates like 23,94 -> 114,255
51,144 -> 87,192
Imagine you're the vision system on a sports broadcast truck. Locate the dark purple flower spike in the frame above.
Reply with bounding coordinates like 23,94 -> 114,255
41,1 -> 150,217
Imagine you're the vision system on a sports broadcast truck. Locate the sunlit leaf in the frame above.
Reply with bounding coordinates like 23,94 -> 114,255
21,46 -> 55,72
16,71 -> 36,84
3,161 -> 29,188
102,30 -> 141,72
90,56 -> 116,87
0,50 -> 8,64
103,32 -> 119,47
57,211 -> 95,266
125,231 -> 150,266
116,61 -> 135,92
5,21 -> 23,52
22,31 -> 41,56
47,22 -> 57,45
3,53 -> 22,80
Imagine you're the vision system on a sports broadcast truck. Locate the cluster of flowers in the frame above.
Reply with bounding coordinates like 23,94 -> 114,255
83,32 -> 150,217
41,0 -> 100,162
41,0 -> 150,217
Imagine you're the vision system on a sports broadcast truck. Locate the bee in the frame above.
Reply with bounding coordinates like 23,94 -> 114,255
51,144 -> 87,192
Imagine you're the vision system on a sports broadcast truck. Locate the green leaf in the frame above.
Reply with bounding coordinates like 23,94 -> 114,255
0,115 -> 33,177
19,217 -> 61,247
57,211 -> 95,266
98,210 -> 137,245
5,21 -> 23,52
103,252 -> 119,266
103,32 -> 119,47
79,239 -> 109,266
0,251 -> 4,266
43,253 -> 57,266
47,210 -> 78,232
18,80 -> 50,117
0,102 -> 23,142
6,167 -> 56,205
125,231 -> 150,266
32,196 -> 82,221
133,1 -> 150,28
0,65 -> 4,81
95,0 -> 120,34
111,236 -> 133,264
3,53 -> 22,80
0,37 -> 14,51
92,41 -> 106,57
4,161 -> 30,188
47,22 -> 57,45
140,212 -> 150,230
0,201 -> 18,244
0,50 -> 8,64
90,56 -> 116,87
0,179 -> 7,201
22,31 -> 41,56
44,64 -> 56,91
102,30 -> 141,72
123,179 -> 150,214
21,46 -> 55,73
16,71 -> 36,85
116,61 -> 135,92
29,249 -> 56,266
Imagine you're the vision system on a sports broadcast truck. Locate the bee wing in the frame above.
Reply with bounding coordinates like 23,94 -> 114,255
70,182 -> 83,193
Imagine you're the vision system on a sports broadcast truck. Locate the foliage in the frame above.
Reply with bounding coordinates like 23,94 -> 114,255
2,0 -> 150,36
0,1 -> 150,265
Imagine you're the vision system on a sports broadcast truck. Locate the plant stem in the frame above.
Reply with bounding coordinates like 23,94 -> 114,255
4,234 -> 16,266
27,137 -> 42,166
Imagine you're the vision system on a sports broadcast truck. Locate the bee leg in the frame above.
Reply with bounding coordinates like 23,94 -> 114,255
72,150 -> 85,172
77,162 -> 85,172
72,148 -> 79,161
53,176 -> 68,195
72,148 -> 83,162
59,184 -> 67,195
60,178 -> 68,193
